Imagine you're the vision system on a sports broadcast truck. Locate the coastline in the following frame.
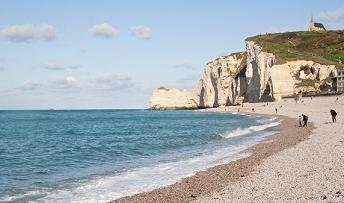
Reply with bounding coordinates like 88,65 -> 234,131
111,95 -> 344,202
111,113 -> 314,203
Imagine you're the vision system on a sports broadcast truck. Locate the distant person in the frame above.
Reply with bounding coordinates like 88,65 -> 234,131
266,102 -> 269,106
302,114 -> 308,127
275,108 -> 278,114
330,109 -> 337,123
280,105 -> 283,108
252,108 -> 255,112
298,116 -> 302,127
336,97 -> 339,101
242,103 -> 244,107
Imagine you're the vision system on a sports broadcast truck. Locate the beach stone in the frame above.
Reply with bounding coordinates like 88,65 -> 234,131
321,195 -> 327,200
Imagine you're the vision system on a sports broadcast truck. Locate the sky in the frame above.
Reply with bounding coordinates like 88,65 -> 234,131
0,0 -> 343,109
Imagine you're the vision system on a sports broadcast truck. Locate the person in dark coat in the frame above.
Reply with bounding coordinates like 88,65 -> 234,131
302,114 -> 308,127
330,109 -> 337,123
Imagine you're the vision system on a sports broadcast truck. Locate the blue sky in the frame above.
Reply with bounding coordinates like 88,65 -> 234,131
0,0 -> 343,109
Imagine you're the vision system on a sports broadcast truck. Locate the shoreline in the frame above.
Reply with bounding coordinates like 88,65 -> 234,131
111,114 -> 314,203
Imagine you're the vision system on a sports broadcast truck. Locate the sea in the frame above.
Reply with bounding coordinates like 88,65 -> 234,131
0,110 -> 280,203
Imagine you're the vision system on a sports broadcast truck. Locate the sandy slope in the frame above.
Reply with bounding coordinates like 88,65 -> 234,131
197,95 -> 344,202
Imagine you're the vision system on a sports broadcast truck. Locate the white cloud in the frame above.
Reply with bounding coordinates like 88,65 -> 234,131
0,24 -> 56,42
130,25 -> 153,40
93,74 -> 133,90
42,63 -> 80,71
16,80 -> 41,91
89,23 -> 119,38
50,76 -> 78,89
174,61 -> 195,70
317,8 -> 344,29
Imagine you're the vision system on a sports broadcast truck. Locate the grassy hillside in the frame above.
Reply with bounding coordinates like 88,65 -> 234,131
246,30 -> 344,67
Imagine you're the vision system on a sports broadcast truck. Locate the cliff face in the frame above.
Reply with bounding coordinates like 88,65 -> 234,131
149,53 -> 247,109
197,52 -> 247,108
271,60 -> 336,100
245,41 -> 275,102
149,31 -> 342,110
149,87 -> 199,110
245,41 -> 336,101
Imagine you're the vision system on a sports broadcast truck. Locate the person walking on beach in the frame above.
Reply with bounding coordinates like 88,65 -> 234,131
275,108 -> 278,114
330,109 -> 337,123
298,115 -> 302,127
302,114 -> 308,127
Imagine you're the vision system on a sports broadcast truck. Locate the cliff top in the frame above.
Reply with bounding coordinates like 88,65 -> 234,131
246,30 -> 344,67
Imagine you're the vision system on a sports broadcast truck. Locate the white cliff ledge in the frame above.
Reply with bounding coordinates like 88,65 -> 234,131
150,87 -> 199,110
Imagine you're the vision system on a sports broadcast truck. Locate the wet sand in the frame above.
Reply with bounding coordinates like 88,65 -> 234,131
111,115 -> 314,203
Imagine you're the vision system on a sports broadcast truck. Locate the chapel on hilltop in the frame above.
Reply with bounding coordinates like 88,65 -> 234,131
308,16 -> 326,31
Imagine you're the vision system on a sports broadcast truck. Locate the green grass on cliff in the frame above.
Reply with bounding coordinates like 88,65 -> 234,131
246,30 -> 344,67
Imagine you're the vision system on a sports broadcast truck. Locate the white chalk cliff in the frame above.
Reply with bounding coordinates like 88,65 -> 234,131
150,87 -> 199,110
245,41 -> 336,102
150,40 -> 339,110
150,53 -> 247,109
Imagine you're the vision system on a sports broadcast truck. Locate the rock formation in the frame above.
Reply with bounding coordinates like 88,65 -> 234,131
149,53 -> 247,109
149,87 -> 199,110
245,41 -> 275,102
196,52 -> 247,108
245,41 -> 336,102
149,31 -> 342,110
271,60 -> 336,100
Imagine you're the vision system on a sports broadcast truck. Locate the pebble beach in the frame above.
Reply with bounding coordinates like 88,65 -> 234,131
112,95 -> 343,202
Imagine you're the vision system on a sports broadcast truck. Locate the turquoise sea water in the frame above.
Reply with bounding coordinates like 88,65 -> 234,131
0,110 -> 279,202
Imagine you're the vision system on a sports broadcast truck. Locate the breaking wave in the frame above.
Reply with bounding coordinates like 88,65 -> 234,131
219,121 -> 280,139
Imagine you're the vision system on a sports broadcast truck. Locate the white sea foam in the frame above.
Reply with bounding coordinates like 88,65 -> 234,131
0,190 -> 48,202
230,112 -> 246,116
219,121 -> 280,139
33,146 -> 248,203
256,116 -> 278,124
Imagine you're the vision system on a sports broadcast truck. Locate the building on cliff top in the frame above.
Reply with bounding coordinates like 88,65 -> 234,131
335,69 -> 344,92
308,16 -> 326,31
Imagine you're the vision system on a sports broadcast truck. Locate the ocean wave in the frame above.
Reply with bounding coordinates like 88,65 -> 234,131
32,146 -> 247,203
219,121 -> 280,139
230,112 -> 246,116
0,190 -> 49,202
256,116 -> 278,124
